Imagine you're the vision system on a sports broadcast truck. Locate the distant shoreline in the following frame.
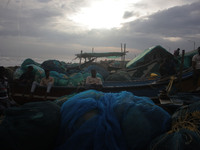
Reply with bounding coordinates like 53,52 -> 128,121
0,56 -> 74,67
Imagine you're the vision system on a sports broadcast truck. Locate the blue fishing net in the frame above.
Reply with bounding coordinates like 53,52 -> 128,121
55,90 -> 171,150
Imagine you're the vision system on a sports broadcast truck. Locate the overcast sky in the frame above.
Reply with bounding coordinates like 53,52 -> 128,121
0,0 -> 200,66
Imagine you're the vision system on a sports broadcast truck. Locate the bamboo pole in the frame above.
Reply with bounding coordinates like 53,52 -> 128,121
121,43 -> 123,61
123,43 -> 126,68
79,50 -> 82,68
178,50 -> 185,91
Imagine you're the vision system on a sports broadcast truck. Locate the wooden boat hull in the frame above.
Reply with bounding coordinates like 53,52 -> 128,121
11,85 -> 162,104
10,69 -> 197,105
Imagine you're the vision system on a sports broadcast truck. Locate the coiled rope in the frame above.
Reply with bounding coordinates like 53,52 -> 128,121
152,109 -> 200,150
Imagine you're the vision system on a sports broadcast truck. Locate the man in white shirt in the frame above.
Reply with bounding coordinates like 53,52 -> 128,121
192,47 -> 200,89
86,69 -> 102,90
30,69 -> 54,100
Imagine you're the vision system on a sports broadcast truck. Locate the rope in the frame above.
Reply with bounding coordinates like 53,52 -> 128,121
152,110 -> 200,150
169,111 -> 200,134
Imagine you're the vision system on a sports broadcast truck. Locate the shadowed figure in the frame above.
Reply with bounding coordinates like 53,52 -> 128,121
0,66 -> 18,115
192,47 -> 200,90
30,69 -> 54,100
85,69 -> 103,90
18,66 -> 35,97
159,57 -> 176,78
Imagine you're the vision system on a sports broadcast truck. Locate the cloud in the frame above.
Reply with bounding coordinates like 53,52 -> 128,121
37,0 -> 52,3
0,0 -> 200,65
118,2 -> 200,50
123,11 -> 141,19
130,2 -> 200,36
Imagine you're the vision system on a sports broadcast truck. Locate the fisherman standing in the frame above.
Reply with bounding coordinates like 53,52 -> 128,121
192,47 -> 200,90
0,66 -> 18,115
174,48 -> 180,57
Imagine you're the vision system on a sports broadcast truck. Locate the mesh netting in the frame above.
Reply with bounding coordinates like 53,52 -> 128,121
41,60 -> 66,74
21,58 -> 41,69
0,101 -> 61,150
55,90 -> 171,150
50,71 -> 69,86
105,71 -> 132,81
150,101 -> 200,150
83,64 -> 109,80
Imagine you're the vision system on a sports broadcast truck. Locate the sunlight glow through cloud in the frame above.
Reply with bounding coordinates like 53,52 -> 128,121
69,0 -> 141,29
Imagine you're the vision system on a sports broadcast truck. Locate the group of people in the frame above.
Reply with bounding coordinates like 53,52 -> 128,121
17,67 -> 102,99
0,65 -> 102,115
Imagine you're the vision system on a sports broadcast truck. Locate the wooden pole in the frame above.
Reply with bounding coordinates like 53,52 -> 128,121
178,50 -> 185,91
79,50 -> 82,68
123,43 -> 126,68
121,43 -> 123,61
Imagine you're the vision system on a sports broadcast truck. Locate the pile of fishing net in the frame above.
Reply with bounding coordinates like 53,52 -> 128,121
0,101 -> 61,150
55,90 -> 171,150
13,58 -> 105,87
16,59 -> 44,82
67,72 -> 88,87
21,58 -> 41,69
14,64 -> 45,84
61,72 -> 103,87
150,101 -> 200,150
105,71 -> 132,81
49,71 -> 69,86
41,60 -> 67,74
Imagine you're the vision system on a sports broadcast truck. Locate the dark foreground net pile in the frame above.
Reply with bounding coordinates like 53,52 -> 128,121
0,101 -> 61,150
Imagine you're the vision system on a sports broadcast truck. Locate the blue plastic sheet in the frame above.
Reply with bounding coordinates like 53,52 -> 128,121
55,90 -> 171,150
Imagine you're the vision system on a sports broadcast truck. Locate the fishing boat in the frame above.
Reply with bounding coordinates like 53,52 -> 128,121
10,68 -> 196,105
10,46 -> 199,107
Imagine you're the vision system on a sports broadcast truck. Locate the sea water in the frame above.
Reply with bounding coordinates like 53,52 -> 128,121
0,56 -> 76,67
